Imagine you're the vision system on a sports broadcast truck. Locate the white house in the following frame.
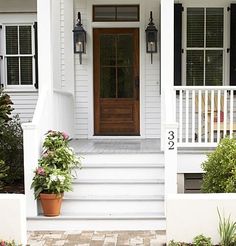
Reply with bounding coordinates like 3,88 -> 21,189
1,0 -> 236,231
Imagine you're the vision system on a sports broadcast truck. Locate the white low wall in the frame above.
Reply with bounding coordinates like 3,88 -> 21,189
0,194 -> 27,245
166,194 -> 236,245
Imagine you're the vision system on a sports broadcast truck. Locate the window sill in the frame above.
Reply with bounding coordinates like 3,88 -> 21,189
4,86 -> 38,93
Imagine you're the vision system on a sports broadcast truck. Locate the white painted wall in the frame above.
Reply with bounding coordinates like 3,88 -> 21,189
0,194 -> 27,245
73,0 -> 161,138
7,91 -> 38,123
166,194 -> 236,245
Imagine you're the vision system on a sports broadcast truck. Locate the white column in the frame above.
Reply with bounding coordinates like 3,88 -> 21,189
160,0 -> 178,195
161,0 -> 175,150
37,0 -> 54,95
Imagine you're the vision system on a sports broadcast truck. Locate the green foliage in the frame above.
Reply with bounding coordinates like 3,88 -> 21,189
0,160 -> 9,190
218,208 -> 236,246
0,116 -> 23,184
31,131 -> 82,199
201,137 -> 236,193
0,89 -> 13,125
0,239 -> 21,246
31,166 -> 73,199
168,240 -> 188,246
192,234 -> 212,246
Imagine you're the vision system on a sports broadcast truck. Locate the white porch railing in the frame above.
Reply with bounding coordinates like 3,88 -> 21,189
174,86 -> 236,147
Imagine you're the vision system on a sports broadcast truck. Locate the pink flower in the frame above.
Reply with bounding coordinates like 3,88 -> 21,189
62,132 -> 69,140
36,167 -> 45,176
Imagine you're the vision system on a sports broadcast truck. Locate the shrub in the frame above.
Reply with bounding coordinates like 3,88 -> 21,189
0,160 -> 9,190
0,116 -> 23,185
192,234 -> 212,246
0,89 -> 13,125
201,137 -> 236,193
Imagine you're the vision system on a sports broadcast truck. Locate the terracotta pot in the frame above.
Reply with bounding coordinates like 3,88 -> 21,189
39,193 -> 63,217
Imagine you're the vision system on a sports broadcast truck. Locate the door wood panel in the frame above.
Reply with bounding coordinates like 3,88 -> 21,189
94,28 -> 139,136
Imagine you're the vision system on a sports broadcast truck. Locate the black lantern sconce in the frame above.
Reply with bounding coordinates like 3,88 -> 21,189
73,12 -> 86,64
145,11 -> 158,64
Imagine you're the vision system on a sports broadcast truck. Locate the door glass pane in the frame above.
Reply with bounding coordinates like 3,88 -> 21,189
6,26 -> 18,54
19,26 -> 32,54
205,50 -> 223,85
117,34 -> 133,66
118,67 -> 133,98
100,67 -> 116,98
187,8 -> 204,48
187,50 -> 204,86
7,57 -> 19,85
100,35 -> 116,66
21,57 -> 33,85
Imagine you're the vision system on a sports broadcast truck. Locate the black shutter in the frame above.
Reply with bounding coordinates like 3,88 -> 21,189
33,22 -> 38,89
174,3 -> 182,86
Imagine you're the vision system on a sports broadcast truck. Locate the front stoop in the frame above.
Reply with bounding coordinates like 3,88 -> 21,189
28,152 -> 165,231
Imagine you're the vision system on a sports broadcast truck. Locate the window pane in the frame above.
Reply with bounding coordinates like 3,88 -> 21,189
117,6 -> 139,21
187,8 -> 204,47
187,50 -> 204,86
21,57 -> 32,85
19,26 -> 32,54
118,67 -> 133,98
100,67 -> 116,98
100,35 -> 116,66
94,6 -> 116,21
206,8 -> 223,48
205,50 -> 223,85
6,26 -> 18,54
7,57 -> 19,85
117,34 -> 133,66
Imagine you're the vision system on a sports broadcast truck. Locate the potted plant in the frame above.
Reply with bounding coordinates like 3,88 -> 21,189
31,130 -> 81,216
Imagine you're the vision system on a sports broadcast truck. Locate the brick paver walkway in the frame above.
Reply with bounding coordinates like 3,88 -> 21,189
27,230 -> 166,246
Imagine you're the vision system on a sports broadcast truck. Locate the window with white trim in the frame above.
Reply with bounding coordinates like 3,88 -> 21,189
2,24 -> 35,87
185,7 -> 225,86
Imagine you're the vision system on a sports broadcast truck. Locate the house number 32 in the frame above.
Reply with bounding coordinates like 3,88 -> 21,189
168,131 -> 175,150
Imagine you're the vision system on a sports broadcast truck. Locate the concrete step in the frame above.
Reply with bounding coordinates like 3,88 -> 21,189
74,165 -> 164,180
27,212 -> 166,230
38,195 -> 164,215
68,179 -> 164,196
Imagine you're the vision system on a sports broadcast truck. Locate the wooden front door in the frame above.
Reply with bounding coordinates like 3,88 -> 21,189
94,28 -> 140,135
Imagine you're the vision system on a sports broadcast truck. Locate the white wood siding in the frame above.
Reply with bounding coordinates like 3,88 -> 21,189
6,91 -> 38,123
71,0 -> 161,138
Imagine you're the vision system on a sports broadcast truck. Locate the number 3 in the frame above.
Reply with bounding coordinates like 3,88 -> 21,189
168,131 -> 175,150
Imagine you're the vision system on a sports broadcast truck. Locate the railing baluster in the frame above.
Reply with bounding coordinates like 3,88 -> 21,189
192,90 -> 195,143
230,90 -> 233,138
205,90 -> 208,143
210,90 -> 214,143
198,90 -> 202,143
223,90 -> 227,138
217,90 -> 221,142
186,90 -> 189,143
179,90 -> 183,143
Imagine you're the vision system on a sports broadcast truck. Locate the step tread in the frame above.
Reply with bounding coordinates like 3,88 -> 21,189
28,212 -> 165,220
77,163 -> 165,168
63,195 -> 164,201
72,179 -> 165,184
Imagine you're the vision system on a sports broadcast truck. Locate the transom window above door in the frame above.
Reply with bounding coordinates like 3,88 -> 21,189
185,7 -> 224,86
93,5 -> 139,22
